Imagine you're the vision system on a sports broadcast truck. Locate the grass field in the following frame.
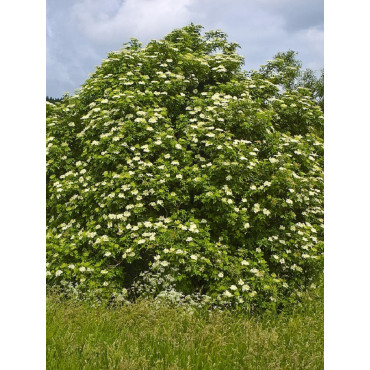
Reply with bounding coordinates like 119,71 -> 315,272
47,285 -> 323,369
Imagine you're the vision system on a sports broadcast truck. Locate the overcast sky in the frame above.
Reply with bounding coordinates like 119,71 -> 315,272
46,0 -> 323,98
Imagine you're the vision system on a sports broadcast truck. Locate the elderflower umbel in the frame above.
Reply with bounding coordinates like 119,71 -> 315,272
224,290 -> 233,298
253,203 -> 260,213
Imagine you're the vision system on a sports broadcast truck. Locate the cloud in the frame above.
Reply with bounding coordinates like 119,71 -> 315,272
71,0 -> 194,44
259,0 -> 324,32
46,0 -> 323,97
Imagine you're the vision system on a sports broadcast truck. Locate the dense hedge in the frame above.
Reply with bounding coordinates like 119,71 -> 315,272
46,25 -> 323,311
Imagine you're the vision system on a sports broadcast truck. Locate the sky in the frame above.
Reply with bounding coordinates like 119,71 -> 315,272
46,0 -> 323,98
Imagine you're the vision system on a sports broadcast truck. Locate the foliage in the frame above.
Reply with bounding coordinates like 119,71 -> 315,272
254,50 -> 324,111
46,96 -> 63,104
46,24 -> 324,311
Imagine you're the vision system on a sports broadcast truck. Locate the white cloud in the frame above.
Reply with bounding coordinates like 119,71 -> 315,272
71,0 -> 194,45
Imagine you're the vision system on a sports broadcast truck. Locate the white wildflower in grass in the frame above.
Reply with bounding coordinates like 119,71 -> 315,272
79,267 -> 86,272
104,252 -> 112,257
224,290 -> 233,298
68,264 -> 75,269
244,223 -> 250,229
238,279 -> 244,286
242,284 -> 250,292
101,270 -> 108,274
55,270 -> 63,277
175,144 -> 182,149
218,272 -> 224,278
161,261 -> 169,267
190,255 -> 198,260
230,285 -> 237,291
137,239 -> 146,245
241,260 -> 249,266
186,237 -> 193,242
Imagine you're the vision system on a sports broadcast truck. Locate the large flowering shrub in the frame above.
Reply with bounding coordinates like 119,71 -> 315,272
46,25 -> 323,311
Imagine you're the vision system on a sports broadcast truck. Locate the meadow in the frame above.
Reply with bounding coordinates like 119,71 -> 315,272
47,283 -> 323,369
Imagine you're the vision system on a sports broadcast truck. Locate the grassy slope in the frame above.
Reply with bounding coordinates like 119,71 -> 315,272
47,286 -> 323,370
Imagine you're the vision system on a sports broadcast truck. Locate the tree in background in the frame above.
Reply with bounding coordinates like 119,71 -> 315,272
253,50 -> 324,111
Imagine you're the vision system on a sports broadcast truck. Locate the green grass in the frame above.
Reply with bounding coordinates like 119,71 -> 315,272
47,286 -> 323,370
